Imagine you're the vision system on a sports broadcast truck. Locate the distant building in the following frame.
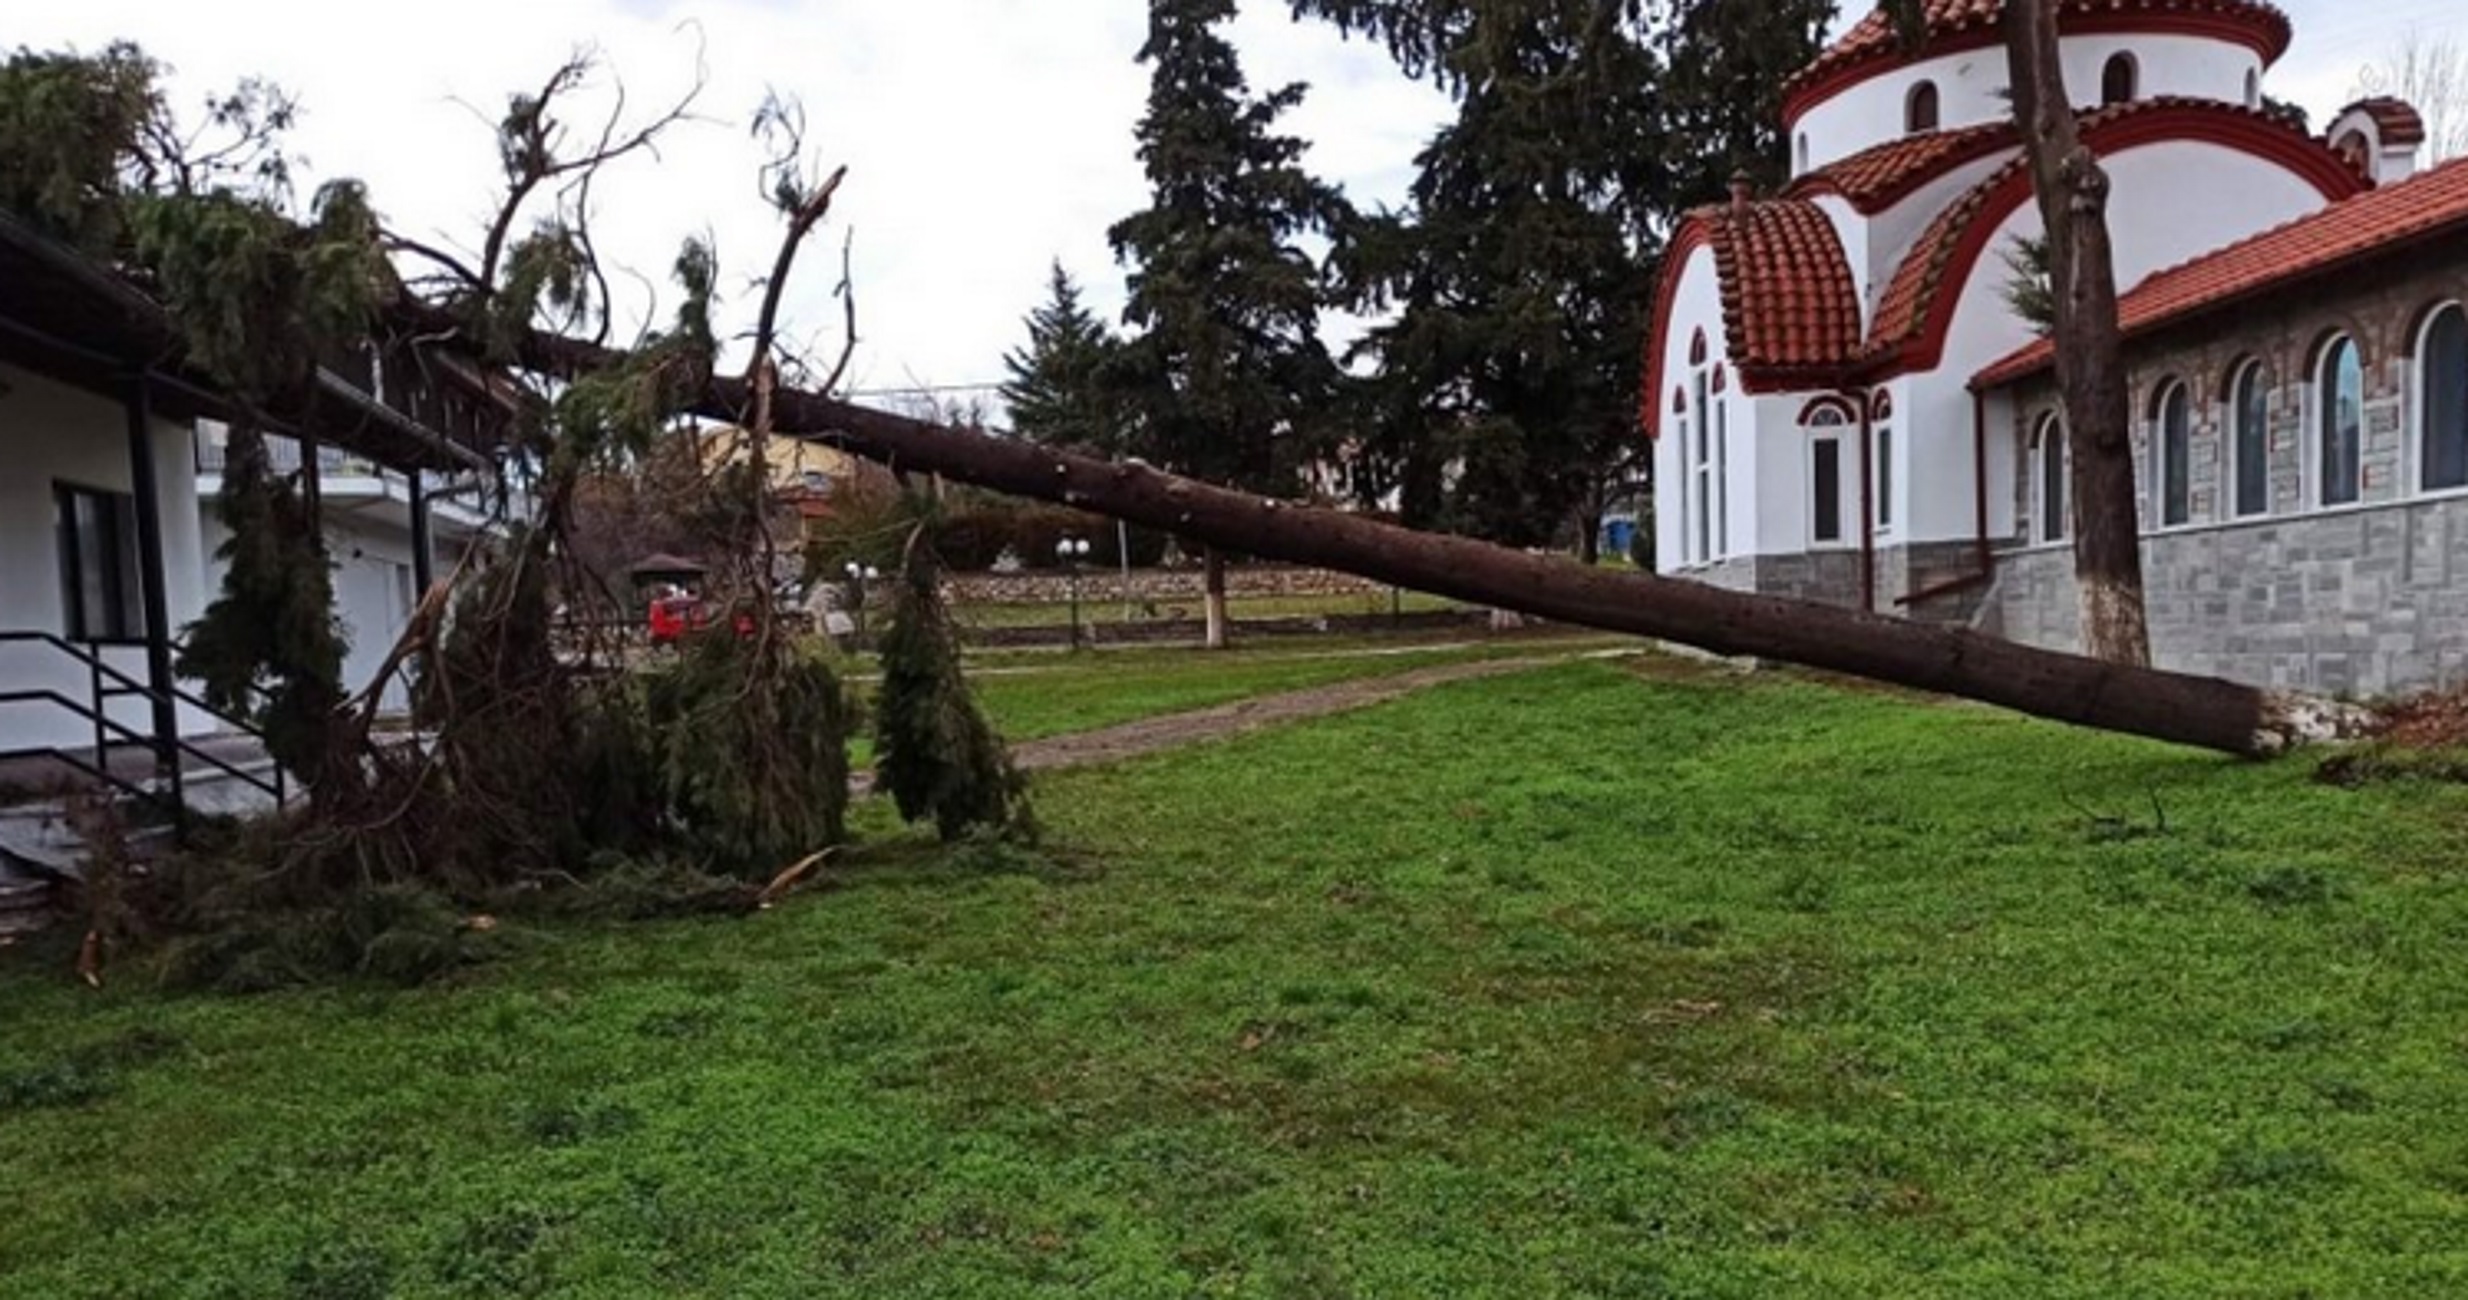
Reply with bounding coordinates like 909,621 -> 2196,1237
691,424 -> 896,545
1646,0 -> 2468,695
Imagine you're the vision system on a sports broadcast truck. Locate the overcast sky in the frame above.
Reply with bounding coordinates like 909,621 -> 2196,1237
18,0 -> 2459,408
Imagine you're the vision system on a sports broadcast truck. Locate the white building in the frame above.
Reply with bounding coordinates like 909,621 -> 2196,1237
193,428 -> 496,715
0,211 -> 506,810
1646,0 -> 2392,612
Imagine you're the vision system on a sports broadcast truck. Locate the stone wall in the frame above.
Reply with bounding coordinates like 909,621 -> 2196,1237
1987,242 -> 2468,696
1990,497 -> 2468,696
1677,544 -> 1982,623
945,565 -> 1404,607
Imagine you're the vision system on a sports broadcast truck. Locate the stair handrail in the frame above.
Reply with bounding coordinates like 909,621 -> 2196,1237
0,633 -> 289,812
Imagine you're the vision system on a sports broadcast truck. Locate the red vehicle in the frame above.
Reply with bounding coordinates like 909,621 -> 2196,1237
646,592 -> 709,644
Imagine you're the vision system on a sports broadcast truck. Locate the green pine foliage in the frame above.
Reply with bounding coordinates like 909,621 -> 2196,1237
1109,0 -> 1350,496
1001,261 -> 1133,455
0,42 -> 159,252
175,426 -> 349,782
874,536 -> 1034,842
638,630 -> 859,870
1291,0 -> 1830,546
2002,233 -> 2058,333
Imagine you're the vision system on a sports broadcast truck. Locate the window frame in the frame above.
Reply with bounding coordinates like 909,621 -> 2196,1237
2313,334 -> 2365,508
1806,408 -> 1852,549
1905,80 -> 1940,135
2151,377 -> 2193,528
54,481 -> 147,645
2033,413 -> 2069,545
1872,421 -> 1895,536
2100,52 -> 2139,106
2227,358 -> 2272,519
2416,302 -> 2468,495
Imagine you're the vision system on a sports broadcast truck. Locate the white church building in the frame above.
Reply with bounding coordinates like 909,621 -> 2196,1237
1646,0 -> 2468,695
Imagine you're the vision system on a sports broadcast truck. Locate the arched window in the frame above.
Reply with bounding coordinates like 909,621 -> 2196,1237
1906,81 -> 1940,135
1795,133 -> 1810,176
2244,68 -> 2262,110
1806,406 -> 1850,545
2153,379 -> 2192,526
2422,305 -> 2468,492
2229,359 -> 2271,517
2034,413 -> 2068,543
1874,420 -> 1895,533
2318,336 -> 2364,506
2101,53 -> 2138,106
1668,389 -> 1688,567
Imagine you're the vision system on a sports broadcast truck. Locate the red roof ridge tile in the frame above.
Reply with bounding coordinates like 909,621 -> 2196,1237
1866,97 -> 2361,370
1973,152 -> 2468,389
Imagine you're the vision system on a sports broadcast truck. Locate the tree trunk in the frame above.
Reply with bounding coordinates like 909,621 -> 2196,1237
2005,0 -> 2152,666
744,383 -> 2350,757
442,310 -> 2359,758
1202,545 -> 1229,649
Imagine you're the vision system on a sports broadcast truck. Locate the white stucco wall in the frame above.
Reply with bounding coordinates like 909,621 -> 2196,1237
1793,33 -> 2266,173
1654,244 -> 1732,574
1901,139 -> 2334,541
199,476 -> 479,717
0,362 -> 212,754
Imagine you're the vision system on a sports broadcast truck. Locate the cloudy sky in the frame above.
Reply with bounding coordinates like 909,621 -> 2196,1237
18,1 -> 2457,408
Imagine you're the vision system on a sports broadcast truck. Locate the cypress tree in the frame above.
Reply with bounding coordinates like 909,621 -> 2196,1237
872,531 -> 1032,842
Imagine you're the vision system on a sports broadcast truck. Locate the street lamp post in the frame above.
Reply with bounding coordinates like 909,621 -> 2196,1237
1056,537 -> 1091,650
844,560 -> 881,647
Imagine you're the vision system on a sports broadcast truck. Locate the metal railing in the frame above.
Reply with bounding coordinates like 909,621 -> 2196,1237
193,435 -> 376,479
0,631 -> 288,834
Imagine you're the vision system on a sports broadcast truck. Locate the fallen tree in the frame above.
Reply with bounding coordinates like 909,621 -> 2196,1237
454,310 -> 2354,759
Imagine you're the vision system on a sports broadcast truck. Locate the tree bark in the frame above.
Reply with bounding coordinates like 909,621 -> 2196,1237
746,383 -> 2349,757
1202,545 -> 1229,649
2006,0 -> 2152,666
435,309 -> 2358,758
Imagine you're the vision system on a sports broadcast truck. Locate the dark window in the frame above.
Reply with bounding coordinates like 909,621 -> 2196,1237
1906,81 -> 1940,134
2038,416 -> 2068,542
2320,337 -> 2364,506
55,483 -> 145,642
2422,306 -> 2468,491
1875,425 -> 1894,530
2101,53 -> 2138,106
2233,361 -> 2271,516
2156,381 -> 2192,526
1813,438 -> 1843,543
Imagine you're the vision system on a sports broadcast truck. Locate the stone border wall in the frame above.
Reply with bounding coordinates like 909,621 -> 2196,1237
946,565 -> 1406,607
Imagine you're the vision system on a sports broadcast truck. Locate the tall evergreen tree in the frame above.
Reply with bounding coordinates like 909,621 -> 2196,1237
1000,261 -> 1131,454
1111,0 -> 1350,642
1296,0 -> 1830,554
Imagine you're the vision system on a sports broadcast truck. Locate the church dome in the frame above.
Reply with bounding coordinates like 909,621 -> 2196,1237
1783,0 -> 2292,174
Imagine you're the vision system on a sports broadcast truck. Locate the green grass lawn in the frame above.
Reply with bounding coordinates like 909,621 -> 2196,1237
960,633 -> 1609,742
6,658 -> 2468,1296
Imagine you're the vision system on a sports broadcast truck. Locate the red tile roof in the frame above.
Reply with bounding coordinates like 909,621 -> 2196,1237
1866,98 -> 2362,373
1783,0 -> 2293,124
1786,122 -> 2015,213
1975,154 -> 2468,389
1709,200 -> 1866,373
2334,96 -> 2427,148
1640,198 -> 1863,437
